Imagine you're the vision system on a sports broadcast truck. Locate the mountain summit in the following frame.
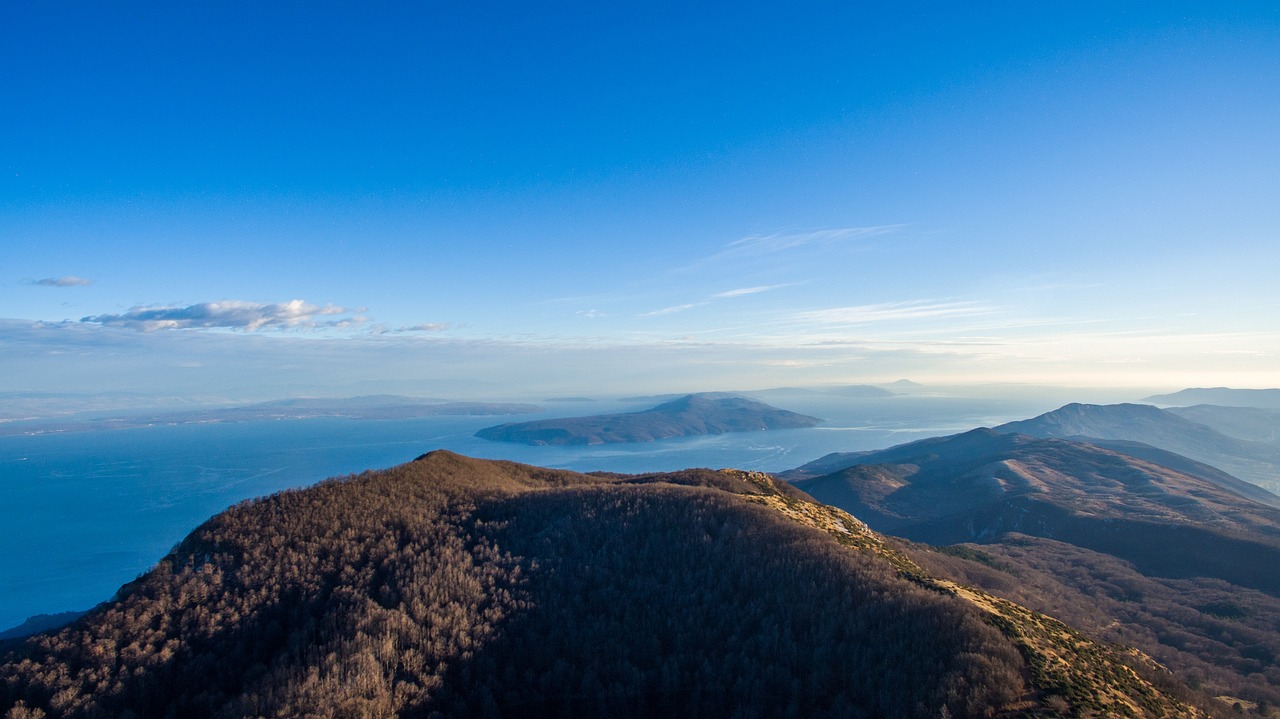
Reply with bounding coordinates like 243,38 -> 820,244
0,451 -> 1206,718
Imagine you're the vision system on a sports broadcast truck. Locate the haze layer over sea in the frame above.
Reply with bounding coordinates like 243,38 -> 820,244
0,388 -> 1138,631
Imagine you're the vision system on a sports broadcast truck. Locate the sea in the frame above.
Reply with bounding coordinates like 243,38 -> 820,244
0,390 -> 1128,631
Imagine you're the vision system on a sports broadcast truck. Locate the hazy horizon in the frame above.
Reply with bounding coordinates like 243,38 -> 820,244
4,3 -> 1278,403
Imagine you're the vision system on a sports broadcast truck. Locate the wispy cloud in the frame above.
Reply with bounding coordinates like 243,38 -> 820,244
674,225 -> 903,275
792,300 -> 994,326
641,284 -> 791,318
719,225 -> 901,258
576,309 -> 607,319
711,284 -> 790,299
366,322 -> 452,335
640,303 -> 704,317
81,300 -> 360,332
34,276 -> 93,287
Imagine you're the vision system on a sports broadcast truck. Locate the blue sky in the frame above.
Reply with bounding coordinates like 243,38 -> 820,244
3,2 -> 1279,403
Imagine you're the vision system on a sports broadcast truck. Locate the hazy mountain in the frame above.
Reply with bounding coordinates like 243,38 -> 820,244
1144,388 -> 1280,409
790,429 -> 1280,590
0,451 -> 1203,718
0,396 -> 545,437
476,393 -> 821,445
783,430 -> 1280,510
1167,405 -> 1280,445
785,429 -> 1280,707
993,403 -> 1280,494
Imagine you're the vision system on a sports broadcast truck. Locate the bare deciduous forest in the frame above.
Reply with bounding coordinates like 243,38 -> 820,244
1,451 -> 1206,719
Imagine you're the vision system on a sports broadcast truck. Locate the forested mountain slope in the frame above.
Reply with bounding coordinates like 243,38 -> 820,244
784,429 -> 1280,711
0,451 -> 1208,718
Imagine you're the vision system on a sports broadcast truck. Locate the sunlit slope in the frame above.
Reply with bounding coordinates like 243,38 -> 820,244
785,427 -> 1280,711
791,429 -> 1280,592
996,403 -> 1280,494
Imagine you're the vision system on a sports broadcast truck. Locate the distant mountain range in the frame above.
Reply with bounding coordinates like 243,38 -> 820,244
1144,387 -> 1280,409
2,451 -> 1203,718
0,396 -> 544,436
787,428 -> 1280,583
781,411 -> 1280,707
1167,404 -> 1280,445
993,402 -> 1280,494
476,393 -> 821,445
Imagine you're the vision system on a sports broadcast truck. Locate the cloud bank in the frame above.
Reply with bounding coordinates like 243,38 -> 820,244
81,300 -> 358,332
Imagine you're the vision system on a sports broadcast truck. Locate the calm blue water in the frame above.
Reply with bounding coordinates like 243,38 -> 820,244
0,393 -> 1073,630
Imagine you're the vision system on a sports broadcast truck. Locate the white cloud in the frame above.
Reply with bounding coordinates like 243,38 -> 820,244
398,323 -> 451,332
576,309 -> 606,319
34,276 -> 93,287
80,299 -> 358,332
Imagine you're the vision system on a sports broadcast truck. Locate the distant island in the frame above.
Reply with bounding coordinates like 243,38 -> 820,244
475,393 -> 822,445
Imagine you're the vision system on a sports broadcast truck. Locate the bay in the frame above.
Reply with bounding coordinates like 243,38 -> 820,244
0,391 -> 1078,630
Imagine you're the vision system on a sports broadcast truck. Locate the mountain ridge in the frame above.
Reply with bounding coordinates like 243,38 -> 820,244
993,403 -> 1280,494
783,428 -> 1280,708
0,451 -> 1210,718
